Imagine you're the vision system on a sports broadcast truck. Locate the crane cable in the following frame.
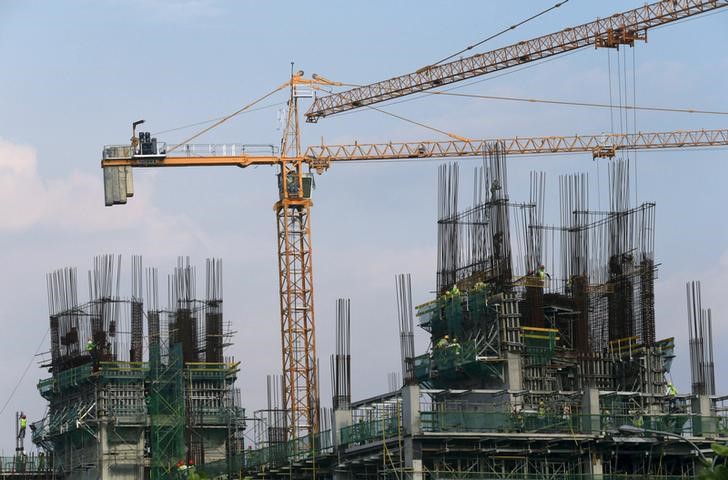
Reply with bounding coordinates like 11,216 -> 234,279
417,0 -> 570,73
425,91 -> 728,116
314,84 -> 472,141
152,101 -> 286,136
0,328 -> 50,418
365,105 -> 470,141
168,83 -> 289,152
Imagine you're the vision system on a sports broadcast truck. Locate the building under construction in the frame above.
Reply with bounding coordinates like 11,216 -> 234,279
31,255 -> 246,479
242,148 -> 727,479
30,0 -> 728,476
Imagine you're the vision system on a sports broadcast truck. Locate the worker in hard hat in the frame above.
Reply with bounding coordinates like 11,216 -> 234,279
665,381 -> 678,411
436,335 -> 450,350
666,381 -> 678,397
537,400 -> 547,429
187,459 -> 200,480
537,264 -> 550,280
86,338 -> 98,371
177,459 -> 188,479
18,413 -> 27,439
450,337 -> 461,358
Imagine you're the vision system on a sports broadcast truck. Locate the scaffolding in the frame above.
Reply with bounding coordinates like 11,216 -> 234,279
35,255 -> 245,480
242,146 -> 727,480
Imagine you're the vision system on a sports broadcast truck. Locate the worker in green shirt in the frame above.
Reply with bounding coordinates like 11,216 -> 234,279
18,413 -> 27,439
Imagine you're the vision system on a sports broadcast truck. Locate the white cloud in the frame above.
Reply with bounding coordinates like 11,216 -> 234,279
0,140 -> 46,229
0,139 -> 209,252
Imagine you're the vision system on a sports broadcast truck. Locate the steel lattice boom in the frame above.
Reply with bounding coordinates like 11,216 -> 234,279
304,129 -> 728,168
305,0 -> 728,122
102,128 -> 728,170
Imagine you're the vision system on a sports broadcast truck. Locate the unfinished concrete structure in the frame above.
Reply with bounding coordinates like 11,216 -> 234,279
32,255 -> 246,479
244,147 -> 727,479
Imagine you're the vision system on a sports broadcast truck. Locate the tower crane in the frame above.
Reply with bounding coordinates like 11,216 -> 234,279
101,120 -> 728,439
100,0 -> 727,441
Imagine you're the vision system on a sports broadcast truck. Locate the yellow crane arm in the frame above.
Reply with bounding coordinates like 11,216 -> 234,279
101,128 -> 728,170
303,129 -> 728,169
305,0 -> 728,122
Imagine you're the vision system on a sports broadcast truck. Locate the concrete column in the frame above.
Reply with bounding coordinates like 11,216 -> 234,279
332,409 -> 354,480
505,351 -> 523,410
401,384 -> 423,480
505,351 -> 522,391
582,388 -> 600,434
581,388 -> 603,478
692,394 -> 714,437
98,422 -> 109,480
404,438 -> 423,480
585,452 -> 604,477
333,408 -> 353,449
402,384 -> 421,436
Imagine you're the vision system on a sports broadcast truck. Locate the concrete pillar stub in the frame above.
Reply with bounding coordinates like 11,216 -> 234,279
402,384 -> 421,436
332,408 -> 353,448
404,438 -> 423,480
505,351 -> 522,391
582,388 -> 601,434
692,394 -> 715,436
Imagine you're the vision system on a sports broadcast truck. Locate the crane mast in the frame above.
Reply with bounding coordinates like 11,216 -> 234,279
276,74 -> 319,439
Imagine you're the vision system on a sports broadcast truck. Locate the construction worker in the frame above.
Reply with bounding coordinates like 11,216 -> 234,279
177,459 -> 188,479
450,284 -> 461,297
187,459 -> 200,480
511,405 -> 524,432
436,335 -> 450,350
86,338 -> 98,371
666,381 -> 678,398
18,413 -> 27,439
537,264 -> 550,281
449,338 -> 461,359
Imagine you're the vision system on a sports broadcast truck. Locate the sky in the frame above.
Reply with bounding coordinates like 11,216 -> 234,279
0,0 -> 727,454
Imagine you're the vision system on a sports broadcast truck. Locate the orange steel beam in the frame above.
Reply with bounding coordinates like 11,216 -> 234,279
304,129 -> 728,169
101,129 -> 728,171
305,0 -> 728,121
101,155 -> 279,168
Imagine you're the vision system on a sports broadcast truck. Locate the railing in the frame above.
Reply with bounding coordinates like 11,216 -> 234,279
0,453 -> 52,474
420,411 -> 728,437
185,361 -> 239,381
38,363 -> 95,396
99,361 -> 148,380
422,474 -> 698,480
245,429 -> 333,469
340,416 -> 401,447
167,143 -> 278,157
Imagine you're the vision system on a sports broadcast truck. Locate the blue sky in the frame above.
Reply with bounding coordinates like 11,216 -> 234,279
0,0 -> 727,453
